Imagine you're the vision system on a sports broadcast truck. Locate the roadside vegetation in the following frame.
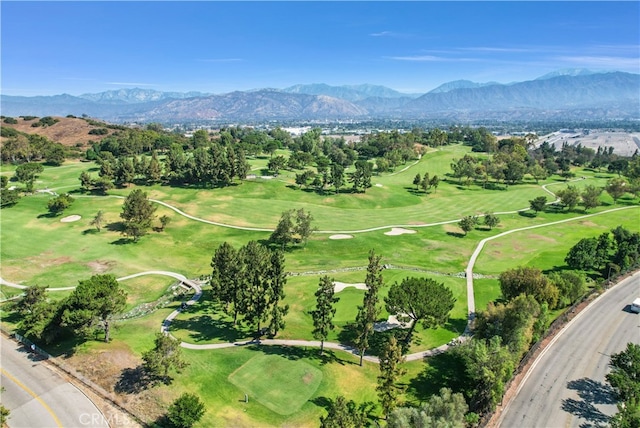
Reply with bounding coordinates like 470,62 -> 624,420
1,122 -> 639,426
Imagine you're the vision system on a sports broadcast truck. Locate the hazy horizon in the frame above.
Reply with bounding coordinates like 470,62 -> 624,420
1,1 -> 638,97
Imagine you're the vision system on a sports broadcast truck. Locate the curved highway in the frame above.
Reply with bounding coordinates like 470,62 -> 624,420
1,335 -> 109,428
499,271 -> 640,427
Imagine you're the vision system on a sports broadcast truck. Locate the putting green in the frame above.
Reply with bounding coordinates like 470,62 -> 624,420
228,354 -> 323,415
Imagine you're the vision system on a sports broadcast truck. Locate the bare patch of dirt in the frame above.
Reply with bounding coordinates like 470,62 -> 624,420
87,260 -> 116,274
25,254 -> 72,269
0,116 -> 117,148
579,221 -> 598,227
527,234 -> 557,243
302,371 -> 315,385
67,344 -> 173,425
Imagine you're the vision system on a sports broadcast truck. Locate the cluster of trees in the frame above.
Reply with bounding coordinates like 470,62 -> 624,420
412,172 -> 440,194
85,144 -> 250,190
16,274 -> 127,344
269,208 -> 315,248
1,127 -> 71,165
448,134 -> 640,196
449,141 -> 541,188
606,343 -> 640,427
457,213 -> 500,236
294,159 -> 374,194
565,226 -> 640,275
316,251 -> 459,422
0,175 -> 20,208
209,241 -> 289,337
47,193 -> 75,216
12,162 -> 44,193
388,387 -> 472,428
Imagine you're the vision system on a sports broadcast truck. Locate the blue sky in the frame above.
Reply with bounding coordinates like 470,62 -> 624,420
1,1 -> 638,96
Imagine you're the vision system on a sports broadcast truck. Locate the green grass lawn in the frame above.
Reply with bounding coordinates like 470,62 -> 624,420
1,146 -> 639,427
228,354 -> 323,415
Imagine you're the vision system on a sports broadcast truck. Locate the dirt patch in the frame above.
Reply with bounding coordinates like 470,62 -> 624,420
25,254 -> 72,269
0,116 -> 116,148
67,345 -> 171,424
579,221 -> 598,227
87,260 -> 116,274
527,234 -> 557,243
329,234 -> 353,240
302,371 -> 315,385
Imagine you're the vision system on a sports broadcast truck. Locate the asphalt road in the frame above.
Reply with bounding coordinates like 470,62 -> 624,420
499,272 -> 640,428
0,336 -> 109,428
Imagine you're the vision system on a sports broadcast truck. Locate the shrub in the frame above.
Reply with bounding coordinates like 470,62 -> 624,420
3,117 -> 18,124
167,393 -> 205,428
88,128 -> 109,135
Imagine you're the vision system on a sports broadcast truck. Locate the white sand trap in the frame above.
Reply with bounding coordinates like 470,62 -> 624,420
60,215 -> 81,223
260,175 -> 274,180
329,234 -> 353,240
333,281 -> 367,293
374,315 -> 410,332
375,183 -> 383,187
384,227 -> 417,236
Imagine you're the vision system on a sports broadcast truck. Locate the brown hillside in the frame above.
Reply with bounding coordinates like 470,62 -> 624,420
0,116 -> 119,148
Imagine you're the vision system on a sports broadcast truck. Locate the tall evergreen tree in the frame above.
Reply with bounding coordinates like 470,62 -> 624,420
210,242 -> 243,324
354,250 -> 383,366
311,276 -> 339,355
120,189 -> 157,242
377,336 -> 406,418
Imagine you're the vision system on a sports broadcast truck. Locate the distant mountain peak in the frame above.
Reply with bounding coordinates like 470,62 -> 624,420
283,83 -> 419,101
535,68 -> 603,80
428,80 -> 499,94
79,88 -> 210,103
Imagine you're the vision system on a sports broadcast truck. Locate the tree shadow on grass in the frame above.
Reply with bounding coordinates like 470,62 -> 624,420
444,317 -> 467,337
446,231 -> 465,238
518,210 -> 537,218
247,344 -> 348,366
82,228 -> 99,235
110,238 -> 131,245
168,315 -> 252,344
106,221 -> 125,232
407,350 -> 468,402
37,212 -> 58,219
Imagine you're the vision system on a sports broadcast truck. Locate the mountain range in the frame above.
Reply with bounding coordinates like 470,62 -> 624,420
1,70 -> 638,123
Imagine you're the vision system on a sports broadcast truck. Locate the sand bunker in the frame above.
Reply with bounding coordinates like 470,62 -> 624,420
333,282 -> 367,293
329,234 -> 353,240
375,183 -> 383,187
60,215 -> 81,223
374,315 -> 410,332
384,227 -> 417,236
